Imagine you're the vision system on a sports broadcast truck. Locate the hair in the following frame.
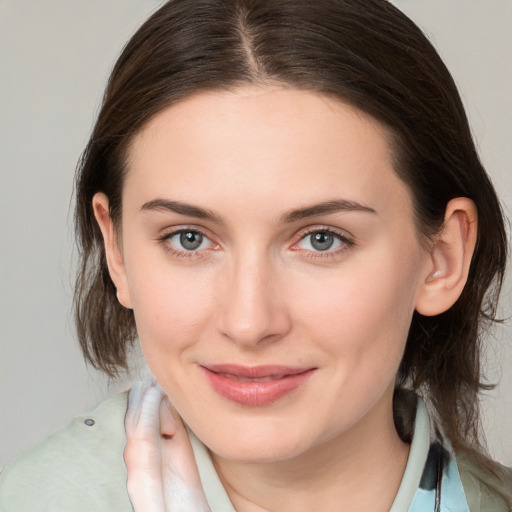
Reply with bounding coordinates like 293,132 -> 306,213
74,0 -> 509,496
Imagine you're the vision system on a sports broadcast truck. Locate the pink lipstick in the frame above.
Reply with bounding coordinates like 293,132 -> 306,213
200,364 -> 316,406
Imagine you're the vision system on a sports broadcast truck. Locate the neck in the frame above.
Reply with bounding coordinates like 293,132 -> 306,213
211,392 -> 410,512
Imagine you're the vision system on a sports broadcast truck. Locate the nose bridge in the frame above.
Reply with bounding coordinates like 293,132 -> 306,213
220,244 -> 287,346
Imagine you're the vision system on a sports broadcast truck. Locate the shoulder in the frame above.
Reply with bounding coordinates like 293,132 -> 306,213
456,449 -> 512,512
0,392 -> 133,512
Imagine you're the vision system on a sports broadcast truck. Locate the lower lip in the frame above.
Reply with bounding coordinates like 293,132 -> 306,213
200,367 -> 316,406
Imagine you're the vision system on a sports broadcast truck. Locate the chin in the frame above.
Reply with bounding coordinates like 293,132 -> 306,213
192,419 -> 314,464
211,441 -> 304,464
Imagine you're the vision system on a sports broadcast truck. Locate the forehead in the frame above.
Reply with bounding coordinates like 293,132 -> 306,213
123,86 -> 413,220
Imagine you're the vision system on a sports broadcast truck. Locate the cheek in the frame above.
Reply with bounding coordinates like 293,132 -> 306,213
295,250 -> 422,361
125,257 -> 216,359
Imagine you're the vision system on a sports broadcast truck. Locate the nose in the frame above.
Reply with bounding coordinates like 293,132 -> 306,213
218,252 -> 291,347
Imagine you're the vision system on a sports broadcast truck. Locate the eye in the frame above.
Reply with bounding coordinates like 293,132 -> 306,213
164,229 -> 215,252
295,229 -> 353,254
303,231 -> 338,251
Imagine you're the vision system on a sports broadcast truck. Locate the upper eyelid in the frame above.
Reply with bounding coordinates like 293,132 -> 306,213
296,225 -> 354,241
158,225 -> 213,240
158,228 -> 217,258
157,226 -> 217,251
290,227 -> 355,257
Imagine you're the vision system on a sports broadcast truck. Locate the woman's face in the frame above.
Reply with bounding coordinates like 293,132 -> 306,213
115,86 -> 432,462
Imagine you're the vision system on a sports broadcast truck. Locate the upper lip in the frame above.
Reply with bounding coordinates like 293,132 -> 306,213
200,364 -> 315,379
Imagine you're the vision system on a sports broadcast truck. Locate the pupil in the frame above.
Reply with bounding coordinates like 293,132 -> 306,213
311,232 -> 333,251
180,231 -> 203,250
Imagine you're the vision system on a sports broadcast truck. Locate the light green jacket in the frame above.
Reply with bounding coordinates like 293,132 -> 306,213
0,392 -> 510,511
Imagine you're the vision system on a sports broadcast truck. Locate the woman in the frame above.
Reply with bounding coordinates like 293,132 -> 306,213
0,0 -> 510,510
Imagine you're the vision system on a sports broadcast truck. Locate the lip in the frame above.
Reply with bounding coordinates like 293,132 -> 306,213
199,364 -> 316,406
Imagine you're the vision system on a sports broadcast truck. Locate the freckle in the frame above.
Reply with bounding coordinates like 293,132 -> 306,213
161,432 -> 174,440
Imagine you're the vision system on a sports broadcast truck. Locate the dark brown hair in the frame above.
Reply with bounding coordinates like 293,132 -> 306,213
74,0 -> 508,491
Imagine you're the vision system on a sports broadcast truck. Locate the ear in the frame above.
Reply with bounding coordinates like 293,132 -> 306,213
92,192 -> 133,309
415,197 -> 478,316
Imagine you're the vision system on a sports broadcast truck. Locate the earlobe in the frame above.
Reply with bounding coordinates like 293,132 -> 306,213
415,197 -> 478,317
92,193 -> 133,309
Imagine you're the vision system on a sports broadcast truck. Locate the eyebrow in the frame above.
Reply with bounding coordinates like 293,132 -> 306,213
280,199 -> 376,223
140,199 -> 224,223
140,198 -> 376,224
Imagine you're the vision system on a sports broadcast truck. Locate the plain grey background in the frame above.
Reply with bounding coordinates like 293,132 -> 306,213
1,0 -> 511,470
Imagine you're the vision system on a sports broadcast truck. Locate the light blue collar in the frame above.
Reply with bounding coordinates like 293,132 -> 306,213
408,441 -> 470,511
391,398 -> 470,512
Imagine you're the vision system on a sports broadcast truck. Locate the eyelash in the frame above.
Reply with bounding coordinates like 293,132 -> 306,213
156,226 -> 355,261
157,228 -> 215,260
293,227 -> 355,260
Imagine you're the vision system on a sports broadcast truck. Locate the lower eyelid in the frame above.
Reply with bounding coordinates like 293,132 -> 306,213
157,227 -> 353,258
158,228 -> 221,258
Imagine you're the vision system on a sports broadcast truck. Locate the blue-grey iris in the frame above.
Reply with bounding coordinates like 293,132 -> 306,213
180,231 -> 203,250
311,232 -> 334,251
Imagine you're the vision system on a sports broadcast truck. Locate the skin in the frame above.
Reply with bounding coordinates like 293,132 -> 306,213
94,86 -> 477,511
